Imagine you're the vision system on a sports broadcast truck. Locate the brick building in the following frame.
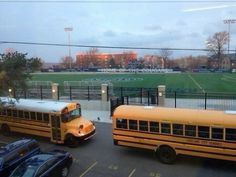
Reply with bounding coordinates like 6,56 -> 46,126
76,51 -> 137,68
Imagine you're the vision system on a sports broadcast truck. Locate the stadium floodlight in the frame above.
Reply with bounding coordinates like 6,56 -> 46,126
64,27 -> 73,69
223,19 -> 236,54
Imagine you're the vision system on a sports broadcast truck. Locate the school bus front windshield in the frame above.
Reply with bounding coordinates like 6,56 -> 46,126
62,108 -> 81,123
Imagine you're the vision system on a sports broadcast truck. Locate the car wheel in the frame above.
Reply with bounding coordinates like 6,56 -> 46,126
65,134 -> 79,147
61,166 -> 69,177
158,145 -> 176,164
1,124 -> 11,136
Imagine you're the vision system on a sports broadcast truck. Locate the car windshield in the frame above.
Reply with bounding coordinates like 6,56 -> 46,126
10,165 -> 36,177
62,108 -> 81,123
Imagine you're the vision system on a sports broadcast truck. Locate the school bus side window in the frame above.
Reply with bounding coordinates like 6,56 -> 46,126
24,112 -> 29,119
226,128 -> 236,141
43,113 -> 49,123
116,118 -> 127,129
149,121 -> 159,133
185,125 -> 196,137
30,112 -> 36,120
7,109 -> 12,117
2,109 -> 6,116
161,123 -> 171,134
173,124 -> 183,135
12,110 -> 18,117
198,126 -> 210,138
37,112 -> 43,121
129,120 -> 138,130
18,110 -> 24,118
211,128 -> 223,140
139,120 -> 148,132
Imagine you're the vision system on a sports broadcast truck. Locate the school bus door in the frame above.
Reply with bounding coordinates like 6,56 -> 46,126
51,114 -> 62,143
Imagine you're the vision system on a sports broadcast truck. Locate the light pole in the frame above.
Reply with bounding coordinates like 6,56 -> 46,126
223,19 -> 236,54
64,27 -> 73,69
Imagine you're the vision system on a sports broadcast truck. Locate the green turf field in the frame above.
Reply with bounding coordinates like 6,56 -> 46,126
31,72 -> 236,93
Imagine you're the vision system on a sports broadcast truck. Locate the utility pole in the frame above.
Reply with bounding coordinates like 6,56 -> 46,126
64,27 -> 73,69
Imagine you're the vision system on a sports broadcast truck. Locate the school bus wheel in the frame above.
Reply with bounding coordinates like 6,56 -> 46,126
1,124 -> 11,136
65,134 -> 79,148
157,145 -> 176,164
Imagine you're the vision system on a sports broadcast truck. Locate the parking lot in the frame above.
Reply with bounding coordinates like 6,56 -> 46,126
1,122 -> 236,177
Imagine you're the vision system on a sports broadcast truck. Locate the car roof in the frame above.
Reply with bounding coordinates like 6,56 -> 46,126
24,154 -> 54,169
0,139 -> 36,157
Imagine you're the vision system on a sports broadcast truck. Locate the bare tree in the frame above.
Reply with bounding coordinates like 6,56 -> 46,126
206,31 -> 228,69
159,48 -> 173,68
60,56 -> 73,68
85,48 -> 99,68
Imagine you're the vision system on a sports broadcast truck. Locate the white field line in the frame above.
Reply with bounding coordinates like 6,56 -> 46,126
188,74 -> 205,93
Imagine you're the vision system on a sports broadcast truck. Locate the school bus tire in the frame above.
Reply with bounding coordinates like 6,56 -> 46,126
157,145 -> 176,164
65,134 -> 79,148
1,124 -> 11,136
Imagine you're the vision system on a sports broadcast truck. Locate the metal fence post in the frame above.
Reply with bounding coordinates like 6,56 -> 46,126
57,85 -> 60,100
147,90 -> 150,105
175,91 -> 177,108
69,86 -> 72,100
121,87 -> 123,98
24,90 -> 27,99
40,85 -> 43,100
88,86 -> 90,101
205,92 -> 207,110
140,88 -> 143,104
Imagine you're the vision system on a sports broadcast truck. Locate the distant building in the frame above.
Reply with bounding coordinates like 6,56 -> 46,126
208,53 -> 236,70
76,51 -> 137,68
143,55 -> 164,69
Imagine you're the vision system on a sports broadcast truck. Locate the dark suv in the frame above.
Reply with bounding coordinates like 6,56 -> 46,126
0,139 -> 40,177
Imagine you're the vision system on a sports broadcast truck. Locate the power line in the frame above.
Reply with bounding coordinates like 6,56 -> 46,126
0,0 -> 235,3
1,40 -> 233,52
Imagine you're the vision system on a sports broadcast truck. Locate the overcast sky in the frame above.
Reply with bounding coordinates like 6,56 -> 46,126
0,0 -> 236,62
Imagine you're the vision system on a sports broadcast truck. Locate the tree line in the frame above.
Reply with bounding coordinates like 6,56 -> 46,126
0,51 -> 42,96
59,31 -> 230,70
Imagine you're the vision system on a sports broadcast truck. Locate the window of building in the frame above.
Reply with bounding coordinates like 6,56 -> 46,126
116,118 -> 127,129
211,127 -> 223,140
139,120 -> 148,131
198,126 -> 210,138
226,128 -> 236,141
129,120 -> 138,130
173,124 -> 183,135
149,121 -> 159,133
161,123 -> 171,134
185,125 -> 196,137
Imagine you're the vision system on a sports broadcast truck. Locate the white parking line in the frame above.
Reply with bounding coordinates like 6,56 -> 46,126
79,161 -> 98,177
128,168 -> 136,177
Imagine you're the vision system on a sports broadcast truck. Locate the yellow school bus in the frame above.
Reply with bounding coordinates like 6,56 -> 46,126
112,105 -> 236,164
0,97 -> 95,146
